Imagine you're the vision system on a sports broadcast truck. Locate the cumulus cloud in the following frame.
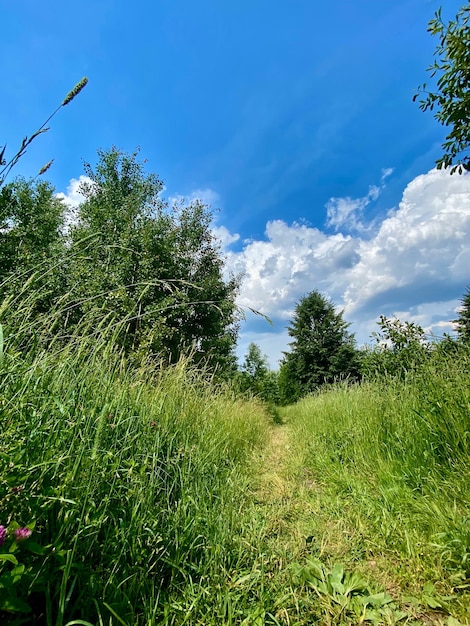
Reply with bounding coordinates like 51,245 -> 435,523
224,168 -> 470,365
226,221 -> 357,319
212,225 -> 240,248
325,167 -> 393,233
342,168 -> 470,316
55,175 -> 91,208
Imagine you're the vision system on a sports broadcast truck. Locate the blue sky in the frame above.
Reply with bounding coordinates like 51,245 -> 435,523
2,0 -> 469,367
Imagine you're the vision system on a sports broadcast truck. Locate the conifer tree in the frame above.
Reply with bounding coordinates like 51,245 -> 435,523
455,285 -> 470,343
279,290 -> 359,403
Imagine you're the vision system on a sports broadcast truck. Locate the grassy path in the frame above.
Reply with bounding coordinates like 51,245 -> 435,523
245,415 -> 467,626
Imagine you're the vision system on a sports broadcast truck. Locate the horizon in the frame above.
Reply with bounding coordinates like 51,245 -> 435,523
2,0 -> 469,368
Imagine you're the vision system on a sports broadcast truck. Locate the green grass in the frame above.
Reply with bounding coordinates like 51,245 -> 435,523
1,276 -> 469,624
0,335 -> 271,625
281,350 -> 470,624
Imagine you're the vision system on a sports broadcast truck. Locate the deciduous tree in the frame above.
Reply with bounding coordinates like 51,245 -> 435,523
414,4 -> 470,173
68,148 -> 239,374
0,178 -> 66,312
360,316 -> 431,379
238,342 -> 279,403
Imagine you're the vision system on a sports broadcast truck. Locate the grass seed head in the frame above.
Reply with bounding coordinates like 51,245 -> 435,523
62,77 -> 88,106
38,159 -> 54,176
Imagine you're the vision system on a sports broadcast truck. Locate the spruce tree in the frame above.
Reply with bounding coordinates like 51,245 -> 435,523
279,290 -> 359,403
455,285 -> 470,343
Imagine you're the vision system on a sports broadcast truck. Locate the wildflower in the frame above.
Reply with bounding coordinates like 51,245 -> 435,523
14,527 -> 32,542
0,525 -> 6,546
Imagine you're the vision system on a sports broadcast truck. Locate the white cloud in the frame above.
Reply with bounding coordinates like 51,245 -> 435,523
55,175 -> 89,208
342,168 -> 470,317
169,188 -> 220,208
55,175 -> 91,231
325,168 -> 393,233
226,220 -> 358,319
212,225 -> 240,248
223,168 -> 470,365
381,167 -> 394,183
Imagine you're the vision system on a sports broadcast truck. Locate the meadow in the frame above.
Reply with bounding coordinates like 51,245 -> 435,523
1,308 -> 469,624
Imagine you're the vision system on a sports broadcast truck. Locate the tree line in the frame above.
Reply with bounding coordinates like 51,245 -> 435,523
238,287 -> 470,405
1,1 -> 469,395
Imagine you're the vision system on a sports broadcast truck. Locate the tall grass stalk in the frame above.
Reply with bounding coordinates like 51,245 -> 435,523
0,278 -> 269,624
283,351 -> 470,619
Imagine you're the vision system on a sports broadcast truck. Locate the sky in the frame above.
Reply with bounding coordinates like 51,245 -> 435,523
2,0 -> 469,367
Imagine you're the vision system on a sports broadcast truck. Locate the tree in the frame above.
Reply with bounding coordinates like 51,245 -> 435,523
0,179 -> 65,272
414,4 -> 470,173
237,342 -> 279,403
455,285 -> 470,343
0,178 -> 66,313
279,291 -> 359,403
68,148 -> 240,374
360,316 -> 431,379
241,343 -> 269,382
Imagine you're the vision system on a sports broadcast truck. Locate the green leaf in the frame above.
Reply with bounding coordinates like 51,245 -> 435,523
0,596 -> 31,612
361,591 -> 393,607
23,541 -> 45,555
330,563 -> 345,584
343,571 -> 369,595
422,594 -> 442,609
0,554 -> 18,565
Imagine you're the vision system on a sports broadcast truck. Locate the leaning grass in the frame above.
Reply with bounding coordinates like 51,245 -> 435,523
0,323 -> 269,624
3,267 -> 470,624
282,351 -> 470,622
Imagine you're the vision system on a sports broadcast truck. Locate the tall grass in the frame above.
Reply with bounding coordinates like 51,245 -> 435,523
0,281 -> 269,624
283,348 -> 470,619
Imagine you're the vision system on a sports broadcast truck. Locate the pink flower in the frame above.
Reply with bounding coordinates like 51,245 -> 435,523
0,525 -> 6,546
14,527 -> 32,542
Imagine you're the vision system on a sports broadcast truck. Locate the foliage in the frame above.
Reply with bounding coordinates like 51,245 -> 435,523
0,78 -> 88,187
66,148 -> 240,375
0,179 -> 67,336
455,284 -> 470,343
291,559 -> 406,624
2,292 -> 470,623
0,322 -> 268,624
414,4 -> 470,173
283,346 -> 470,622
0,149 -> 240,377
360,315 -> 432,379
237,342 -> 280,405
0,178 -> 65,278
279,290 -> 359,403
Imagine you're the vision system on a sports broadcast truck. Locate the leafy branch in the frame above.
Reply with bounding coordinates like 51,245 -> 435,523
414,5 -> 470,174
